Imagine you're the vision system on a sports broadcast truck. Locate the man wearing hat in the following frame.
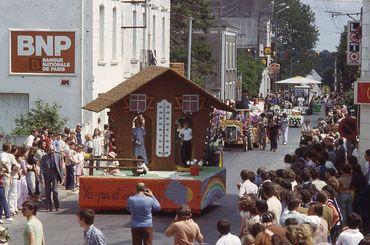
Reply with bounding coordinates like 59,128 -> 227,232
127,182 -> 161,244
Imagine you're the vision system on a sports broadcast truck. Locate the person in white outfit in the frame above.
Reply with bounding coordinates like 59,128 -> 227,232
0,143 -> 12,209
280,112 -> 289,145
336,213 -> 364,245
215,219 -> 241,245
16,147 -> 29,210
237,170 -> 258,198
92,129 -> 104,168
8,146 -> 19,215
23,129 -> 38,148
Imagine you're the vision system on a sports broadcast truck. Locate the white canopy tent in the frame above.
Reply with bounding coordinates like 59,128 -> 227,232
276,76 -> 322,85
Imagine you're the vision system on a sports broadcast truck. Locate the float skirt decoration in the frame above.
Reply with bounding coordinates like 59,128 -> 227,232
79,167 -> 226,213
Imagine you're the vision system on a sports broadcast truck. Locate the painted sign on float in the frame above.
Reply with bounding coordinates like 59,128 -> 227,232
9,30 -> 76,75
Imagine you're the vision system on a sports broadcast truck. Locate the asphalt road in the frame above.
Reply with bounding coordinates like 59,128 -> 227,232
7,115 -> 317,244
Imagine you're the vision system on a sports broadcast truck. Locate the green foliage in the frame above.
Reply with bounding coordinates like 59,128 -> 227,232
170,0 -> 214,85
315,50 -> 335,88
237,51 -> 265,97
274,0 -> 319,78
343,90 -> 354,107
12,99 -> 68,135
336,26 -> 360,91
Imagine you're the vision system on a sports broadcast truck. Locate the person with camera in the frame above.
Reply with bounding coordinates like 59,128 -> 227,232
127,182 -> 161,245
165,205 -> 204,245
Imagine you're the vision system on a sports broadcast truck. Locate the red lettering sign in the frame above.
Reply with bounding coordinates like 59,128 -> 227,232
356,82 -> 370,104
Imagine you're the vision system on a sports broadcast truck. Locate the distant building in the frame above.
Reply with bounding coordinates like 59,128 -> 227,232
210,0 -> 272,50
210,0 -> 273,98
204,26 -> 239,101
0,0 -> 170,134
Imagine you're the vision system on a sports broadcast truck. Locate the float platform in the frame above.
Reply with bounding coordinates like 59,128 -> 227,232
79,167 -> 226,213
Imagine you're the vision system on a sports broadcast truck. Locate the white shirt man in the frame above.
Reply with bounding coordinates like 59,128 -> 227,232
312,179 -> 327,192
216,233 -> 241,245
216,219 -> 241,245
238,179 -> 258,198
267,196 -> 282,224
65,146 -> 78,167
280,200 -> 307,226
181,127 -> 192,141
0,151 -> 11,174
24,135 -> 35,148
336,228 -> 364,245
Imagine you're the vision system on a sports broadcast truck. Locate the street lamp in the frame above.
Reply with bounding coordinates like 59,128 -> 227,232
257,4 -> 290,59
277,5 -> 290,15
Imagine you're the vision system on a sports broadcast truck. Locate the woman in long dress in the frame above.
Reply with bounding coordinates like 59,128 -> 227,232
132,117 -> 148,164
17,146 -> 29,209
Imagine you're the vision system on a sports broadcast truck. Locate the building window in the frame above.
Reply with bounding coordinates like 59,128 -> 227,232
99,5 -> 105,62
130,94 -> 147,112
142,13 -> 146,50
229,43 -> 232,69
152,15 -> 156,51
225,42 -> 228,69
161,16 -> 165,59
182,94 -> 199,113
112,7 -> 117,62
133,10 -> 137,58
233,43 -> 236,69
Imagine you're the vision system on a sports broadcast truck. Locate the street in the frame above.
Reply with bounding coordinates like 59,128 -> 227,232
6,116 -> 313,245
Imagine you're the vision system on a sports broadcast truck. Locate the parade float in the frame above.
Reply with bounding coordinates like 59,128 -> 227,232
220,109 -> 253,151
287,107 -> 304,127
80,66 -> 233,213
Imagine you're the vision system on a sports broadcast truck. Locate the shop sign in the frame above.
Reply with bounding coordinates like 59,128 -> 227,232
9,29 -> 76,75
354,81 -> 370,104
347,21 -> 361,66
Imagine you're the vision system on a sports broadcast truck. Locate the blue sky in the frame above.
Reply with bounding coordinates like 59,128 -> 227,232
301,0 -> 363,51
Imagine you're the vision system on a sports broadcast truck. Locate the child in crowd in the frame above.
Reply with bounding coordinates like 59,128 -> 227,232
74,145 -> 85,187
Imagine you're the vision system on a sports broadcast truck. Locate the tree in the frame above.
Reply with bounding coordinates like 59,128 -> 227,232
315,50 -> 335,89
336,26 -> 360,92
12,99 -> 68,135
237,51 -> 265,97
170,0 -> 214,85
274,0 -> 319,79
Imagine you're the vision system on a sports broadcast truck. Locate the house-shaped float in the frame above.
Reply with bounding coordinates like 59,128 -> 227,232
83,66 -> 233,170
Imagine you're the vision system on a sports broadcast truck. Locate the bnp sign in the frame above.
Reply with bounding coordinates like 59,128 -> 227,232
9,30 -> 76,75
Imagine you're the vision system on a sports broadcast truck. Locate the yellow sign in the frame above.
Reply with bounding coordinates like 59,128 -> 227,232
261,59 -> 267,66
322,85 -> 331,93
264,47 -> 272,55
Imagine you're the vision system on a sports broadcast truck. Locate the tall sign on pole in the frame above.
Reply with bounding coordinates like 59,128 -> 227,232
347,21 -> 361,66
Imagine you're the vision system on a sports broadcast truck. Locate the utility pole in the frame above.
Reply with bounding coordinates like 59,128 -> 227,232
216,0 -> 223,99
257,12 -> 261,60
334,53 -> 338,92
187,17 -> 193,79
290,54 -> 293,78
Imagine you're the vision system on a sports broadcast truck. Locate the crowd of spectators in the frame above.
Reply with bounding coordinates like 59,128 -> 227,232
0,124 -> 114,222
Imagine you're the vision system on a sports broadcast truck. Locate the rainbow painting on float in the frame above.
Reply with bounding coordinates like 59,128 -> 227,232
201,170 -> 226,209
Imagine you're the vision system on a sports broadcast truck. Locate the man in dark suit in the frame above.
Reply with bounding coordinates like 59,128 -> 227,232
335,138 -> 346,173
41,145 -> 63,211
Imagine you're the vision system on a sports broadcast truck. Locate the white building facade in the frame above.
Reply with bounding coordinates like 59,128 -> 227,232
205,26 -> 239,101
358,0 -> 370,166
0,0 -> 170,134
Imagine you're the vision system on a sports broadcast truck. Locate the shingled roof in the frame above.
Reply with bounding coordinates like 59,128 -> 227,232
82,66 -> 234,112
